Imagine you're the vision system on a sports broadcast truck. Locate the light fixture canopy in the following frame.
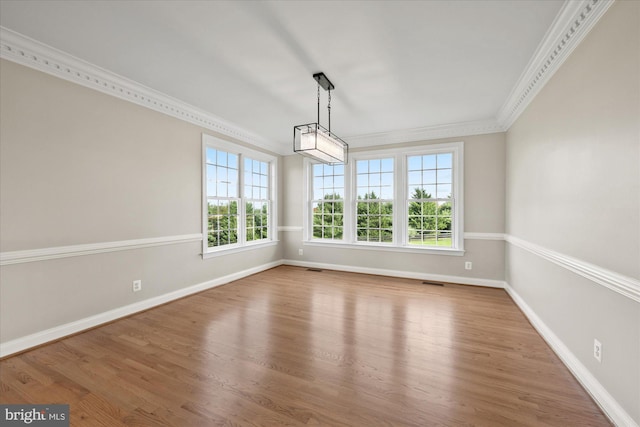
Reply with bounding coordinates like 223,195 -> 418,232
293,72 -> 348,164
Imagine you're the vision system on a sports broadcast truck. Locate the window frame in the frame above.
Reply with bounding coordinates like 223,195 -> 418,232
202,134 -> 278,258
303,141 -> 464,256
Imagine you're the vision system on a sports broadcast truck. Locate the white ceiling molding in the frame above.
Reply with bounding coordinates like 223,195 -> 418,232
0,27 -> 281,154
345,119 -> 504,148
497,0 -> 614,129
0,0 -> 614,152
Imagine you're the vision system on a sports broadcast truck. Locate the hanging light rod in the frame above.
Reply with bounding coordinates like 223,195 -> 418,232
293,72 -> 348,165
313,72 -> 334,91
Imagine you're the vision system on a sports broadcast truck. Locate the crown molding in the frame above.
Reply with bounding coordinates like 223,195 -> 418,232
0,0 -> 615,154
345,119 -> 504,148
497,0 -> 615,129
334,0 -> 615,146
0,27 -> 286,155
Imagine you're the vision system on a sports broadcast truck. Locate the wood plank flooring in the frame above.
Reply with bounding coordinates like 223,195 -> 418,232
0,265 -> 611,426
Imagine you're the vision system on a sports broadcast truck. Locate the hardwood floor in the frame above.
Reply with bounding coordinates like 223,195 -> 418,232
1,265 -> 611,426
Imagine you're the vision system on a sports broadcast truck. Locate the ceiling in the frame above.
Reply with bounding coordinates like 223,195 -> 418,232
0,0 -> 566,154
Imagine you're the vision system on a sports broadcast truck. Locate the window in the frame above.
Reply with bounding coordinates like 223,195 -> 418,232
356,158 -> 394,243
205,148 -> 239,247
244,158 -> 270,242
407,153 -> 453,247
305,141 -> 463,255
203,134 -> 276,257
311,163 -> 345,240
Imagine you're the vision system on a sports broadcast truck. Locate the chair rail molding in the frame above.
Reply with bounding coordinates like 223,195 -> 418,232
505,234 -> 640,303
278,226 -> 303,232
0,234 -> 203,266
464,232 -> 506,241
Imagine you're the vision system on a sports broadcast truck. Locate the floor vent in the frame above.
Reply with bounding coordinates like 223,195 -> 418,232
307,268 -> 323,272
422,281 -> 445,286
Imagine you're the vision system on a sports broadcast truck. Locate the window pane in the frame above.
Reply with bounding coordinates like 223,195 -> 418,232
381,158 -> 393,172
423,170 -> 436,184
380,185 -> 393,200
423,155 -> 436,169
437,168 -> 452,184
206,148 -> 217,164
217,166 -> 227,184
437,153 -> 452,168
217,150 -> 227,167
408,156 -> 421,171
408,171 -> 421,185
356,160 -> 368,173
206,165 -> 217,197
228,174 -> 238,198
357,186 -> 368,198
437,184 -> 451,199
228,153 -> 238,169
424,185 -> 436,198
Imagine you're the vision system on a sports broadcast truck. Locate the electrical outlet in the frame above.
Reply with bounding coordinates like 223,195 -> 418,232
465,261 -> 472,270
132,280 -> 142,292
298,249 -> 303,256
593,339 -> 602,363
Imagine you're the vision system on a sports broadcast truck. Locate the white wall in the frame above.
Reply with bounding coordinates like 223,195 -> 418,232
281,133 -> 506,284
505,1 -> 639,424
0,59 -> 283,345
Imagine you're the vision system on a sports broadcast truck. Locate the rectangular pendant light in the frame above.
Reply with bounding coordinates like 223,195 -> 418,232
294,123 -> 348,164
293,72 -> 348,164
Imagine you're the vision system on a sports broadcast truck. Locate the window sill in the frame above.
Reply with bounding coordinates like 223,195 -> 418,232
303,240 -> 464,256
202,240 -> 279,259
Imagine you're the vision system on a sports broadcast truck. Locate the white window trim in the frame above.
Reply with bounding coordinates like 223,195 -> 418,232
303,141 -> 464,256
202,134 -> 278,259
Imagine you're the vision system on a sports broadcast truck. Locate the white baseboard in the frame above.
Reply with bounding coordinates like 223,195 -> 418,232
504,282 -> 637,427
283,259 -> 506,288
0,260 -> 283,358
